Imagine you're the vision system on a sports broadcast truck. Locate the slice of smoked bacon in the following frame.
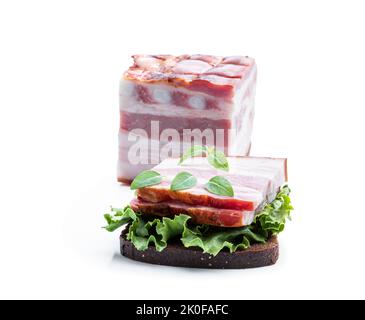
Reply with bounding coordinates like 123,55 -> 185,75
130,198 -> 255,227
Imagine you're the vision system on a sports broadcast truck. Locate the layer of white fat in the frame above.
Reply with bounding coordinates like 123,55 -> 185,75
229,90 -> 255,156
120,102 -> 231,120
227,64 -> 257,155
149,172 -> 266,208
154,157 -> 286,200
230,63 -> 257,127
155,156 -> 285,177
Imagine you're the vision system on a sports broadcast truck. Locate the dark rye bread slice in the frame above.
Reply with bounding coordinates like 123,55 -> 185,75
120,228 -> 279,269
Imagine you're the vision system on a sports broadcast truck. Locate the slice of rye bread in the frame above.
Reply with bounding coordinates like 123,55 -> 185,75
120,228 -> 279,269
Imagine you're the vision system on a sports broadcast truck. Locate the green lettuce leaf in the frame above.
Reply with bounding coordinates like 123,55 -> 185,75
127,214 -> 190,252
103,185 -> 294,256
103,206 -> 137,232
254,185 -> 293,235
181,225 -> 266,256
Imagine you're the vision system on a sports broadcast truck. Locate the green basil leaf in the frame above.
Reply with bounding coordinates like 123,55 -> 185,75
205,175 -> 234,197
130,170 -> 162,190
170,171 -> 197,191
178,145 -> 207,164
207,149 -> 229,171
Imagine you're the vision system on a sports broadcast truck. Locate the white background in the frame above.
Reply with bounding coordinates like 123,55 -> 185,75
0,0 -> 364,300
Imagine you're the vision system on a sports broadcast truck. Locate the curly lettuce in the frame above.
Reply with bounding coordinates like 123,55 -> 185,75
253,185 -> 293,238
103,185 -> 293,256
103,206 -> 137,232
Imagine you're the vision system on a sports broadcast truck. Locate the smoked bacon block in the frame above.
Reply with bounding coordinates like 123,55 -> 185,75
119,55 -> 257,183
131,157 -> 287,227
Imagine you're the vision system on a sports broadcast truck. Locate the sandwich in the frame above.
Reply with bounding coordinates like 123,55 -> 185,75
103,147 -> 293,269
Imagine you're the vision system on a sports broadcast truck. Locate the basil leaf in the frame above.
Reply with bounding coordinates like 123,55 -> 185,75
207,149 -> 229,171
205,175 -> 234,197
178,145 -> 230,172
170,171 -> 197,191
130,170 -> 162,190
178,145 -> 207,164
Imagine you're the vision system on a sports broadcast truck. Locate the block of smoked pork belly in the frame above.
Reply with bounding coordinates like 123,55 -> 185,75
119,54 -> 257,183
131,156 -> 287,227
